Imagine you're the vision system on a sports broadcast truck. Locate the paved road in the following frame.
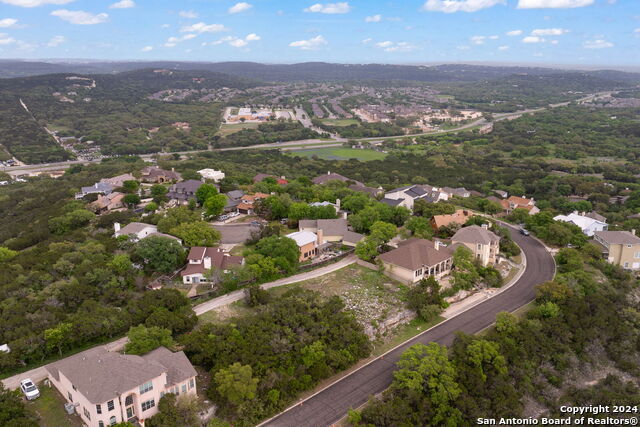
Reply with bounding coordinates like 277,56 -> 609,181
260,228 -> 555,427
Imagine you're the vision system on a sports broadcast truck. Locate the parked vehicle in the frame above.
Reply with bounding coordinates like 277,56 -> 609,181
520,228 -> 530,236
20,379 -> 40,400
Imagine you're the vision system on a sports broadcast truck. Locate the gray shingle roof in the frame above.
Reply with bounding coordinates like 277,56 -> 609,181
594,231 -> 640,245
452,225 -> 500,245
380,198 -> 403,207
380,238 -> 453,271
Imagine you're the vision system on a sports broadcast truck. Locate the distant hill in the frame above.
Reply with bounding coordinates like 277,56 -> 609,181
2,60 -> 640,85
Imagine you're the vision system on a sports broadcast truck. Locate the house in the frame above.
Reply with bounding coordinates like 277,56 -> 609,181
379,238 -> 454,284
197,169 -> 225,182
100,173 -> 136,188
553,211 -> 608,236
90,192 -> 125,213
167,180 -> 203,204
585,211 -> 607,223
75,182 -> 113,199
494,190 -> 508,198
224,190 -> 245,212
46,346 -> 197,427
383,185 -> 430,210
500,196 -> 540,215
253,173 -> 288,185
441,187 -> 471,198
451,225 -> 500,266
140,167 -> 182,183
431,209 -> 474,230
286,230 -> 321,262
181,247 -> 244,284
349,184 -> 383,198
593,230 -> 640,270
298,218 -> 364,246
114,222 -> 181,243
237,193 -> 270,215
312,171 -> 363,186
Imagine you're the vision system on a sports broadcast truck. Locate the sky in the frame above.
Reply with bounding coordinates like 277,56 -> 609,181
0,0 -> 638,67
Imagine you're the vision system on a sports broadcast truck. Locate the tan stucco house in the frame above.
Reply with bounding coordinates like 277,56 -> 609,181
379,238 -> 454,285
46,346 -> 197,427
451,224 -> 500,267
286,230 -> 320,262
593,230 -> 640,270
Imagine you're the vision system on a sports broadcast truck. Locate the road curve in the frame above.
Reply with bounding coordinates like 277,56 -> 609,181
260,227 -> 555,427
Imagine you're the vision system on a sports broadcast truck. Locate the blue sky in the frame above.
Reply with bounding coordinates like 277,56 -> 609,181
0,0 -> 638,67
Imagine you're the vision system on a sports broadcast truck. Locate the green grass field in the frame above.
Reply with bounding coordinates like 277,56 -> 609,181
26,382 -> 83,427
320,118 -> 359,127
290,147 -> 386,161
216,122 -> 260,137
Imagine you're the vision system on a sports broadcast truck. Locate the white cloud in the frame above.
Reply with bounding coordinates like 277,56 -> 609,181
181,22 -> 228,33
471,35 -> 486,45
207,33 -> 260,48
498,45 -> 509,50
634,28 -> 640,33
47,35 -> 66,46
164,33 -> 196,47
229,38 -> 248,47
583,39 -> 613,49
531,28 -> 569,35
522,35 -> 544,43
304,2 -> 351,14
362,37 -> 372,44
517,0 -> 593,9
0,33 -> 16,45
141,45 -> 153,51
375,40 -> 417,52
245,33 -> 260,41
0,0 -> 73,7
51,9 -> 108,25
506,30 -> 522,36
109,0 -> 134,9
179,10 -> 198,19
161,23 -> 170,28
289,34 -> 327,50
229,2 -> 252,14
365,14 -> 382,22
422,0 -> 505,13
0,18 -> 18,28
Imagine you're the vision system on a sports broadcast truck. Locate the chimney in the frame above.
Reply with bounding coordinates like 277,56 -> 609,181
481,223 -> 489,230
171,167 -> 175,172
335,198 -> 341,211
114,222 -> 121,233
317,229 -> 324,245
632,229 -> 636,236
434,240 -> 439,250
327,171 -> 331,175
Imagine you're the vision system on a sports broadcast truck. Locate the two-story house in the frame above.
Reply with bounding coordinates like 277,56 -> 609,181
379,238 -> 454,284
500,196 -> 540,216
286,230 -> 321,262
381,185 -> 429,210
140,167 -> 182,184
451,225 -> 500,266
181,247 -> 244,284
167,180 -> 203,204
593,230 -> 640,270
431,209 -> 474,231
46,346 -> 197,427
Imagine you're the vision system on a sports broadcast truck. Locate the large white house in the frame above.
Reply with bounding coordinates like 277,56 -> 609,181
46,346 -> 197,427
553,211 -> 608,236
197,169 -> 226,182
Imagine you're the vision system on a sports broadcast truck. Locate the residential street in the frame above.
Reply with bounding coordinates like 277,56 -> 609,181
260,228 -> 556,427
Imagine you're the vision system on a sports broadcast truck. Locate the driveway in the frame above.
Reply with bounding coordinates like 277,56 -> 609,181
259,228 -> 555,427
212,223 -> 259,244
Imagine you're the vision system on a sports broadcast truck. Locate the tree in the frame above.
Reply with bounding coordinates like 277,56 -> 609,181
123,194 -> 141,208
495,311 -> 518,335
157,206 -> 199,233
109,254 -> 133,276
0,383 -> 38,427
465,339 -> 507,382
253,236 -> 299,273
406,276 -> 444,321
150,184 -> 168,203
144,202 -> 159,212
44,322 -> 72,356
369,221 -> 397,245
125,325 -> 174,355
355,238 -> 378,262
405,216 -> 432,239
452,246 -> 480,290
122,180 -> 140,193
196,183 -> 220,205
0,247 -> 17,262
214,363 -> 259,406
134,236 -> 185,273
170,221 -> 221,247
147,394 -> 201,427
204,194 -> 227,218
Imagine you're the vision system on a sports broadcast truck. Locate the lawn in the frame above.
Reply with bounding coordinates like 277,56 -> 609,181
216,122 -> 260,137
320,118 -> 360,127
290,147 -> 387,161
26,382 -> 83,427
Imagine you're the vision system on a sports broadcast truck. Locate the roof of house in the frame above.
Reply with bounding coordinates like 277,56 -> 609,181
169,180 -> 203,194
585,211 -> 607,223
343,231 -> 365,244
101,173 -> 136,187
312,172 -> 363,186
452,225 -> 500,245
81,182 -> 113,194
226,190 -> 245,200
554,213 -> 606,230
46,346 -> 195,404
182,247 -> 243,276
286,231 -> 318,247
141,166 -> 181,181
147,232 -> 182,242
431,209 -> 474,229
92,192 -> 124,209
442,187 -> 470,197
506,196 -> 534,206
242,193 -> 270,203
380,197 -> 404,207
594,231 -> 640,245
379,238 -> 454,271
117,222 -> 156,236
348,184 -> 381,197
299,219 -> 349,236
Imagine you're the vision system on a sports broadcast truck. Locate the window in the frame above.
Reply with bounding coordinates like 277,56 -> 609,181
96,404 -> 102,414
182,384 -> 187,394
107,400 -> 114,411
99,422 -> 104,427
627,244 -> 633,248
624,262 -> 630,268
72,384 -> 77,391
477,244 -> 482,250
109,416 -> 116,426
68,392 -> 73,402
160,391 -> 165,398
189,379 -> 195,390
141,399 -> 155,412
125,395 -> 133,406
83,407 -> 91,420
635,252 -> 640,259
139,381 -> 153,394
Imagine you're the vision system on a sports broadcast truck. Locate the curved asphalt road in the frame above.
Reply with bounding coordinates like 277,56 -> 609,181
261,227 -> 555,427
